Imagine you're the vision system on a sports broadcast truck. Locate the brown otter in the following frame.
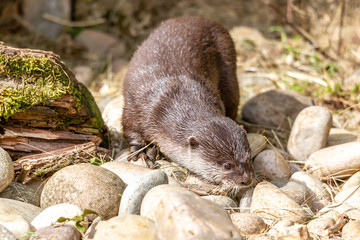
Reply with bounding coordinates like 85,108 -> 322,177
122,17 -> 253,192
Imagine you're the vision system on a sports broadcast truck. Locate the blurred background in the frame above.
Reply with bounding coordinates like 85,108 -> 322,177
1,0 -> 359,129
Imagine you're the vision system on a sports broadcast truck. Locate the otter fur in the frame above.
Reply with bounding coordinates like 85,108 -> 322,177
122,17 -> 253,192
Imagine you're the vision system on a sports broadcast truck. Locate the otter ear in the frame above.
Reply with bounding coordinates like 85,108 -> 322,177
188,136 -> 199,148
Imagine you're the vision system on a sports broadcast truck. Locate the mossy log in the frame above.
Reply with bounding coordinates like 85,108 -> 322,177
0,43 -> 108,160
13,142 -> 99,183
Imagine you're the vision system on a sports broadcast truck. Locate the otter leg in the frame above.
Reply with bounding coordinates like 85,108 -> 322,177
124,132 -> 147,161
122,104 -> 147,161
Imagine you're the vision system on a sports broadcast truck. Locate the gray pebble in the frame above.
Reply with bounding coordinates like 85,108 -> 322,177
0,147 -> 14,192
0,224 -> 16,240
0,182 -> 40,206
30,225 -> 81,240
119,170 -> 168,215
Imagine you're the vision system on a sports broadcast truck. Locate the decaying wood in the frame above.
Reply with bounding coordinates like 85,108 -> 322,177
0,43 -> 108,160
13,142 -> 104,183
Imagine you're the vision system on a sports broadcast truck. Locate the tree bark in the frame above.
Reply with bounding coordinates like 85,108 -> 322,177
13,142 -> 106,183
0,43 -> 108,160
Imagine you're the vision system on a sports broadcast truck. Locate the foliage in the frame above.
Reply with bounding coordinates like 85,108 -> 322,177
268,26 -> 347,100
20,232 -> 39,238
56,209 -> 99,233
90,157 -> 107,166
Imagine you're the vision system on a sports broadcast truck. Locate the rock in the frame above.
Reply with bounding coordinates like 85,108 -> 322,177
273,180 -> 311,207
342,220 -> 360,240
0,214 -> 30,238
0,182 -> 40,206
141,184 -> 190,221
180,174 -> 227,196
31,203 -> 83,229
342,171 -> 360,191
239,188 -> 253,213
93,215 -> 158,240
41,163 -> 125,220
247,234 -> 273,240
237,72 -> 276,89
73,66 -> 93,87
30,224 -> 81,240
102,95 -> 127,158
24,179 -> 46,199
327,203 -> 360,221
83,216 -> 102,240
247,133 -> 266,158
241,89 -> 313,130
335,185 -> 360,208
307,217 -> 336,239
0,147 -> 14,192
0,224 -> 16,240
287,106 -> 332,161
75,30 -> 125,60
201,195 -> 237,209
0,198 -> 41,223
343,69 -> 360,91
119,170 -> 168,215
150,185 -> 242,239
250,181 -> 308,224
101,161 -> 180,186
23,0 -> 70,39
111,58 -> 128,74
155,160 -> 188,183
95,93 -> 119,112
114,149 -> 130,161
327,128 -> 360,147
290,171 -> 331,213
253,149 -> 291,180
268,220 -> 310,240
230,26 -> 265,49
230,212 -> 267,235
101,161 -> 151,185
290,163 -> 303,173
305,142 -> 360,180
319,202 -> 360,222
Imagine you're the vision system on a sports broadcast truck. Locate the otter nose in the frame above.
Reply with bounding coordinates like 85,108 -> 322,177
240,172 -> 253,186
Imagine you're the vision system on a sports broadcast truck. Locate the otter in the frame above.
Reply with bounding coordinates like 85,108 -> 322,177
122,17 -> 253,192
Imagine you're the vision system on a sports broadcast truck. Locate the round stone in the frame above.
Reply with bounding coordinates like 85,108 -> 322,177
287,106 -> 332,161
119,170 -> 168,215
0,147 -> 14,192
41,163 -> 125,220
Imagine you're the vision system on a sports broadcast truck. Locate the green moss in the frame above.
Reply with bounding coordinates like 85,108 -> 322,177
0,52 -> 82,120
80,85 -> 104,131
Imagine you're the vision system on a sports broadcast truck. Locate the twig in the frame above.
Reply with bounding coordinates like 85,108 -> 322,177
300,0 -> 307,30
13,15 -> 36,33
287,0 -> 294,23
271,129 -> 285,151
117,140 -> 155,162
337,0 -> 345,55
237,119 -> 290,133
286,71 -> 328,86
42,13 -> 105,27
262,0 -> 336,61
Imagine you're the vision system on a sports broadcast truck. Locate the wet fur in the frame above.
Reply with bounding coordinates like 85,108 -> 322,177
122,17 -> 253,189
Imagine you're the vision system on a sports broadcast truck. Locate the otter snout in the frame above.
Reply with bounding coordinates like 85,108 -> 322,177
239,171 -> 253,186
226,169 -> 253,188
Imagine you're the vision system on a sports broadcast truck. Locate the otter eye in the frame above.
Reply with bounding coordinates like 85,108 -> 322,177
223,163 -> 232,170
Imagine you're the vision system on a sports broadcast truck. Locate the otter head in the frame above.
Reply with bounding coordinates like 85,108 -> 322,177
186,117 -> 253,193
